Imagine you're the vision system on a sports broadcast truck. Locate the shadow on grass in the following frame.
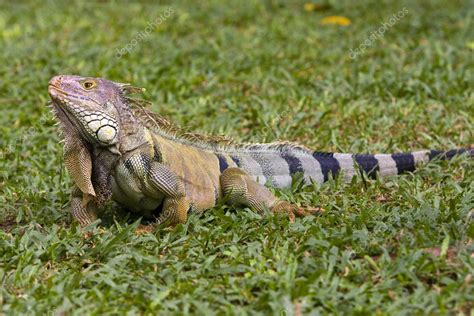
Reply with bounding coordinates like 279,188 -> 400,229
0,216 -> 16,233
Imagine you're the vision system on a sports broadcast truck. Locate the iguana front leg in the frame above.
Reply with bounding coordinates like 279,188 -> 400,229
63,135 -> 96,197
70,186 -> 98,226
220,168 -> 319,222
146,161 -> 190,226
123,153 -> 190,228
63,135 -> 99,226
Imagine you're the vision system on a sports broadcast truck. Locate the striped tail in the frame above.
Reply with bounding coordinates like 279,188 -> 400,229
222,148 -> 472,188
317,149 -> 472,182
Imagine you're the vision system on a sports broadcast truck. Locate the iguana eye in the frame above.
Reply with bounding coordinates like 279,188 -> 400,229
82,80 -> 96,90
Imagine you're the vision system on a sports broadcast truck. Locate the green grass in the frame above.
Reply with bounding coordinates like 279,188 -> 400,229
1,0 -> 473,314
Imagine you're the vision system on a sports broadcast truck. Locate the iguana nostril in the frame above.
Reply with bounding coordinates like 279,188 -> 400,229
49,76 -> 62,87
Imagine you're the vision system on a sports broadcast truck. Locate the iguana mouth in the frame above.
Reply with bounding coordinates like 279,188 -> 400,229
48,83 -> 75,112
48,79 -> 69,100
48,83 -> 65,94
48,82 -> 75,124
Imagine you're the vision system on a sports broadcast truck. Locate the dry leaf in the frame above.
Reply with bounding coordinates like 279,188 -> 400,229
320,16 -> 351,26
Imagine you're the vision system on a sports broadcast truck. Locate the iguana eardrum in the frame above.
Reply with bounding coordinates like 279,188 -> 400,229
48,75 -> 472,228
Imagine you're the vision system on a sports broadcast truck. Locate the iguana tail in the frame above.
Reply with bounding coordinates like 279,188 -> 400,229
223,148 -> 473,188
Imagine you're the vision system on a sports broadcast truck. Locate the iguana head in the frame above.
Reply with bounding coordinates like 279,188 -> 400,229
48,75 -> 123,149
48,75 -> 150,200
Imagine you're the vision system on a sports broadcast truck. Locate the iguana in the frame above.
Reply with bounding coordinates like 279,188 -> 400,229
48,75 -> 472,228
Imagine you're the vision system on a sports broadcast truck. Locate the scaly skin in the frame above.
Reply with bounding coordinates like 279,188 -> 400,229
47,75 -> 472,229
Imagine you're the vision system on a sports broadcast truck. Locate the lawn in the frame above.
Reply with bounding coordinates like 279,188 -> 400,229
0,0 -> 473,314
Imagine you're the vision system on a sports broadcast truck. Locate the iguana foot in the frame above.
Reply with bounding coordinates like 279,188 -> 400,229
135,224 -> 155,235
71,186 -> 98,227
271,200 -> 323,223
82,231 -> 93,239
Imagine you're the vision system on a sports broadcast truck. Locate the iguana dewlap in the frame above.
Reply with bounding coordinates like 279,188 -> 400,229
47,75 -> 473,228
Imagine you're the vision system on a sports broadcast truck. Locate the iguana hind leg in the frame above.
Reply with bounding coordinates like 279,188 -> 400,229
220,168 -> 318,222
